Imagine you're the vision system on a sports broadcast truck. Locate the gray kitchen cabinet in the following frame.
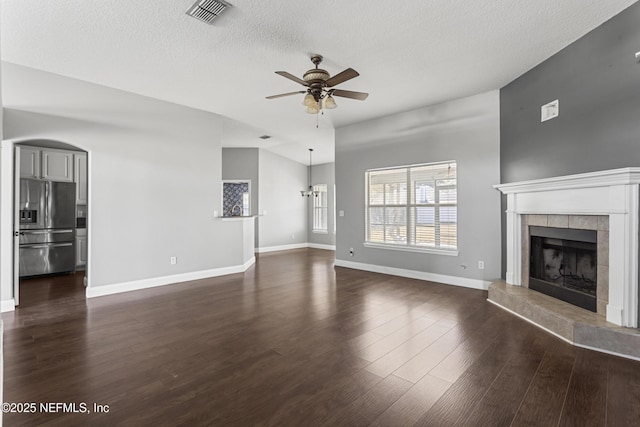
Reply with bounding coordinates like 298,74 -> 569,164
76,228 -> 87,268
19,147 -> 41,179
74,152 -> 88,205
42,149 -> 74,182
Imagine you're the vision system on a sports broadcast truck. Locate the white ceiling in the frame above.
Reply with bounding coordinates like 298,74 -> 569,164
1,0 -> 637,164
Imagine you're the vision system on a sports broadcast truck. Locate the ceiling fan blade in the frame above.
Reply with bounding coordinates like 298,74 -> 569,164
266,91 -> 306,99
275,71 -> 308,86
325,68 -> 359,87
331,89 -> 369,101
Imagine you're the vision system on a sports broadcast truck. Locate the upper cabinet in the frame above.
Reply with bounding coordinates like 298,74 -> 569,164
74,153 -> 88,205
20,147 -> 74,181
19,147 -> 84,185
41,149 -> 74,182
19,147 -> 41,179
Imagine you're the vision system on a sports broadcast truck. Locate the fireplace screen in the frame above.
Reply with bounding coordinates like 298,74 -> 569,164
529,226 -> 597,312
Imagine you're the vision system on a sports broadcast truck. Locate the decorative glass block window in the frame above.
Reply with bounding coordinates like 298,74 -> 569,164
313,184 -> 328,232
365,161 -> 457,253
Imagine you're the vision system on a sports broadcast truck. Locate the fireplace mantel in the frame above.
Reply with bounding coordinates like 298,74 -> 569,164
495,168 -> 640,328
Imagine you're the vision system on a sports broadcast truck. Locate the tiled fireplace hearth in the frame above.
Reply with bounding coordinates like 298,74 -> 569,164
491,168 -> 640,359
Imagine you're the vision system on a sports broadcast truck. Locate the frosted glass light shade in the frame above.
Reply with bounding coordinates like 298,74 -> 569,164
305,103 -> 319,114
323,95 -> 337,109
302,93 -> 316,107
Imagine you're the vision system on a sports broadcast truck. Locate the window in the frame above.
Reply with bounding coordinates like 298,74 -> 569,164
313,184 -> 328,233
365,161 -> 457,253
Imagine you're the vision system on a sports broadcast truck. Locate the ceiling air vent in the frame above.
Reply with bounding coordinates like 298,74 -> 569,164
186,0 -> 230,24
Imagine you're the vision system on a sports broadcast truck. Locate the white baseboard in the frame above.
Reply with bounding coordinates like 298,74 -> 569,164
307,243 -> 336,251
1,299 -> 15,313
255,243 -> 309,253
86,257 -> 256,299
334,259 -> 491,290
256,243 -> 336,253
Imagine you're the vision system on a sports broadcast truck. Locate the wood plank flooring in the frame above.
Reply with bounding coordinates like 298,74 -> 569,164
2,249 -> 639,426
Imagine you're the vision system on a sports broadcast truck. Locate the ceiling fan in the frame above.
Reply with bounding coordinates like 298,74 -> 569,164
266,55 -> 369,114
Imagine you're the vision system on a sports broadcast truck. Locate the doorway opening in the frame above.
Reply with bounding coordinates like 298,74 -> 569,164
14,140 -> 89,307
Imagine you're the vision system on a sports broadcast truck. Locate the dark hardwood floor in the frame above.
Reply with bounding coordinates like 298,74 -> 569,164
2,249 -> 639,426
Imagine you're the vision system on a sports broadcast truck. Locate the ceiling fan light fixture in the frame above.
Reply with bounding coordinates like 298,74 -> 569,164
303,69 -> 330,83
305,103 -> 320,114
267,55 -> 368,121
302,93 -> 316,107
323,95 -> 337,110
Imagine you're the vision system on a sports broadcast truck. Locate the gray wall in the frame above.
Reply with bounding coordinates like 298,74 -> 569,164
308,162 -> 336,248
499,2 -> 640,278
2,63 -> 246,293
501,2 -> 640,184
258,149 -> 308,249
335,90 -> 501,282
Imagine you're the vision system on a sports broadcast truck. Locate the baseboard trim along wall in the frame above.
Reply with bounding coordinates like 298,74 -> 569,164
307,243 -> 337,251
86,257 -> 256,299
334,259 -> 491,291
255,243 -> 310,253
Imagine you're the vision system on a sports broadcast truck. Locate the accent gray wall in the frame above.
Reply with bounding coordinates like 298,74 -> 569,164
499,2 -> 640,279
308,162 -> 336,248
500,2 -> 640,184
335,90 -> 501,283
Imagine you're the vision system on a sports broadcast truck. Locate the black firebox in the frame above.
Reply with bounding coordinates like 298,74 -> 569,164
529,226 -> 597,312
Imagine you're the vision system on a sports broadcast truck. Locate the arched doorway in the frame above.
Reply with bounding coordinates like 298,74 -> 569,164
12,139 -> 89,307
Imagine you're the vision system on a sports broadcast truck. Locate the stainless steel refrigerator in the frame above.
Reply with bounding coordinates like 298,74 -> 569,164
19,179 -> 76,277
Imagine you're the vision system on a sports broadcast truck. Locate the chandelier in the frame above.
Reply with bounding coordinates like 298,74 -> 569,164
300,148 -> 320,197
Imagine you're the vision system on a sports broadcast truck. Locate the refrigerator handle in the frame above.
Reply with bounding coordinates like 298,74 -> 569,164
20,243 -> 73,249
20,229 -> 74,234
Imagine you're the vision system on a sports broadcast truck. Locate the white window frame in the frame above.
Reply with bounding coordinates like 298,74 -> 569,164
313,184 -> 328,233
364,161 -> 458,256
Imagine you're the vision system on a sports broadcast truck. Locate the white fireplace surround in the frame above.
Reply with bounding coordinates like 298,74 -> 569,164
495,168 -> 640,328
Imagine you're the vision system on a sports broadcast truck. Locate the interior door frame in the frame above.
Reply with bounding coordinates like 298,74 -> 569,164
0,139 -> 92,312
0,139 -> 17,311
13,146 -> 21,306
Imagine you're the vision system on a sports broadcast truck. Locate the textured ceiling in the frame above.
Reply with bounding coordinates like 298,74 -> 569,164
1,0 -> 637,164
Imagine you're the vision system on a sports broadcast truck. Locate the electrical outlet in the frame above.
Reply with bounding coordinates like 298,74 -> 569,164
349,247 -> 354,256
339,210 -> 345,217
170,256 -> 177,265
478,261 -> 485,270
213,210 -> 218,217
291,233 -> 295,240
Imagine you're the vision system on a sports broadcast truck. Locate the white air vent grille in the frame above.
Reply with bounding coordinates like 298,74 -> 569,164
186,0 -> 230,24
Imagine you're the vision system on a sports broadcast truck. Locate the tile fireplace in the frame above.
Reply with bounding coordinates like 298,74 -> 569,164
495,168 -> 640,328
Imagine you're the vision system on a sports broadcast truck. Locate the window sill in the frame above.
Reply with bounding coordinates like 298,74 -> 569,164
312,230 -> 329,234
363,242 -> 459,256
